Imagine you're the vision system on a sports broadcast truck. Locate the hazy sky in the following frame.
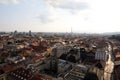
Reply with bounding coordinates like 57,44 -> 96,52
0,0 -> 120,33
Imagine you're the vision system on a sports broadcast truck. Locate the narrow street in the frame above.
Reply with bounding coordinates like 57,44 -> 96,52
104,42 -> 114,80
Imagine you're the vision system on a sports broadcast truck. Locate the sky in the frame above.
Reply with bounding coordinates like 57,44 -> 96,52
0,0 -> 120,33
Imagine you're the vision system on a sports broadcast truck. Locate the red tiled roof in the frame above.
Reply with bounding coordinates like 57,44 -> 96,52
100,60 -> 106,68
9,67 -> 32,80
30,73 -> 52,80
33,56 -> 42,62
3,67 -> 11,72
2,65 -> 14,72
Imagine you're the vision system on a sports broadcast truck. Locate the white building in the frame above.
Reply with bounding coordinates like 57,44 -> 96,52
95,49 -> 107,61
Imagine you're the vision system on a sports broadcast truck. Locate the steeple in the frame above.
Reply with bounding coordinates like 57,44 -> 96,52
71,27 -> 72,34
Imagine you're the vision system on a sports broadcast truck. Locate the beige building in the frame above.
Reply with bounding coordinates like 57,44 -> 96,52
0,73 -> 7,80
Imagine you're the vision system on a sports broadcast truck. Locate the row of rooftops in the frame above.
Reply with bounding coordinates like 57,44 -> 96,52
0,33 -> 120,80
8,67 -> 52,80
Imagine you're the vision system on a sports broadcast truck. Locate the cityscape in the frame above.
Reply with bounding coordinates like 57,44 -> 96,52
0,0 -> 120,80
0,31 -> 120,80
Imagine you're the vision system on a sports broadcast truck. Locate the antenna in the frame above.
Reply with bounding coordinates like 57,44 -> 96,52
71,27 -> 72,34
